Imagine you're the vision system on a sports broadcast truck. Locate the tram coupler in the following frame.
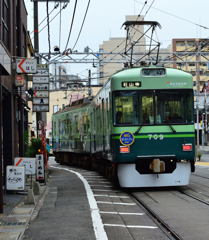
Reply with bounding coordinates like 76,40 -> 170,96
149,159 -> 165,173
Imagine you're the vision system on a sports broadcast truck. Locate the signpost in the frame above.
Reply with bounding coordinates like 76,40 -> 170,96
32,64 -> 49,112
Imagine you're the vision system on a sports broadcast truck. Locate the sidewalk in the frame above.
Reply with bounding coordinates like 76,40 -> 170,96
0,173 -> 49,240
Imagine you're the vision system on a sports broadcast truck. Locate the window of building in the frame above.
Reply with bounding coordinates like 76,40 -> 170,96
99,48 -> 103,52
100,72 -> 104,78
23,27 -> 26,57
2,0 -> 9,49
53,105 -> 59,113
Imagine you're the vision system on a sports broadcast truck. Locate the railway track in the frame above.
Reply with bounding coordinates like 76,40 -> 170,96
128,192 -> 183,240
175,187 -> 209,207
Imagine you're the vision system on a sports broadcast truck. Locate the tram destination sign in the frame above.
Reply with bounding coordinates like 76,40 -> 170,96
121,82 -> 141,88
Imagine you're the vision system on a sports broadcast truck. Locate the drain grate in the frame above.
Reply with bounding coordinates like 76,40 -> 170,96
1,222 -> 26,226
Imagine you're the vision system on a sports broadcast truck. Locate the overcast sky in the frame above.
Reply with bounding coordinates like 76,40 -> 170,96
25,0 -> 209,79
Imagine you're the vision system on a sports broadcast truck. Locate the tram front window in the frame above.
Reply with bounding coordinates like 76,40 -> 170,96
155,90 -> 194,124
113,89 -> 193,125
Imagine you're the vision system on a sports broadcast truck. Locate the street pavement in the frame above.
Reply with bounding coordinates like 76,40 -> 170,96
0,149 -> 208,240
196,145 -> 209,162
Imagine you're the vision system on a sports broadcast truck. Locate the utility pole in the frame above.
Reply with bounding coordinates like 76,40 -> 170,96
0,68 -> 3,213
34,1 -> 42,138
196,42 -> 201,149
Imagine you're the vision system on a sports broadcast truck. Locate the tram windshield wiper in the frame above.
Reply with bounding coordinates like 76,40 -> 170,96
167,124 -> 176,133
135,125 -> 143,134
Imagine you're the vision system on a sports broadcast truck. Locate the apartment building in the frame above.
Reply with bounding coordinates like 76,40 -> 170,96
170,38 -> 209,94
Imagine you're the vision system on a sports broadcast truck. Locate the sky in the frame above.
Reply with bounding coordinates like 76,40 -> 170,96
24,0 -> 209,81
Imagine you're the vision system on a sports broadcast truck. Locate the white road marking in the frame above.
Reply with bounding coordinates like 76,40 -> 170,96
93,189 -> 121,192
100,211 -> 144,215
97,201 -> 136,205
94,195 -> 129,198
89,185 -> 112,187
104,224 -> 158,229
51,166 -> 108,240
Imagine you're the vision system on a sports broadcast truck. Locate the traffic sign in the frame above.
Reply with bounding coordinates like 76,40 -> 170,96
16,58 -> 37,73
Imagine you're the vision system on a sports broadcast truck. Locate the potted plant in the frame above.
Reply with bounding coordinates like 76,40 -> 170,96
197,152 -> 202,161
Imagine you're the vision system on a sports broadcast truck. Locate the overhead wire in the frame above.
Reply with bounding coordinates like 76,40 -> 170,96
65,0 -> 78,52
134,0 -> 209,30
31,3 -> 68,40
100,0 -> 155,71
46,0 -> 51,59
30,3 -> 59,36
59,3 -> 62,50
71,0 -> 91,51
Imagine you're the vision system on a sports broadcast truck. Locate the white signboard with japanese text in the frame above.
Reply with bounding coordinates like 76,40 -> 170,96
34,69 -> 49,76
14,157 -> 36,175
33,76 -> 49,83
33,91 -> 49,98
33,83 -> 49,91
6,166 -> 25,190
33,105 -> 49,112
16,58 -> 37,74
36,154 -> 45,181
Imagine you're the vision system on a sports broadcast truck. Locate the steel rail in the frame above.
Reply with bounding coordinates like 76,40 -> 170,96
128,192 -> 183,240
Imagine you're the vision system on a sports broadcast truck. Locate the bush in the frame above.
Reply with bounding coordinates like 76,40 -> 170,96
27,138 -> 42,157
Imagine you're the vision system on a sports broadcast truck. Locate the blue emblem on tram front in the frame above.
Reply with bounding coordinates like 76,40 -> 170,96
120,131 -> 135,146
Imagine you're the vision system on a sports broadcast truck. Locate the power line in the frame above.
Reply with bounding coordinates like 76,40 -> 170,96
46,1 -> 51,59
65,0 -> 78,52
31,3 -> 68,41
134,0 -> 209,30
30,3 -> 59,36
72,0 -> 91,51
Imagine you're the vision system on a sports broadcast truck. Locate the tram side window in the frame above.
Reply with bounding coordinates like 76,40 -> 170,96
75,116 -> 79,134
86,116 -> 90,133
83,116 -> 87,133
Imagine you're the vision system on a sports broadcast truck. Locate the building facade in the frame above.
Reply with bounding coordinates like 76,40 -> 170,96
0,0 -> 31,185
